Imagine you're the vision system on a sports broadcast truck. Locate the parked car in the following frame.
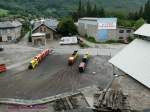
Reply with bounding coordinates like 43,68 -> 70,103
59,36 -> 78,45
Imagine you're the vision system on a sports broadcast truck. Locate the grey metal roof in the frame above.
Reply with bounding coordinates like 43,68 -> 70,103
0,21 -> 22,28
109,39 -> 150,89
134,24 -> 150,37
33,19 -> 59,32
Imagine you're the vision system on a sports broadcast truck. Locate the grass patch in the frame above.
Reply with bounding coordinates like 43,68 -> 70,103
0,9 -> 9,17
79,42 -> 89,48
84,35 -> 133,44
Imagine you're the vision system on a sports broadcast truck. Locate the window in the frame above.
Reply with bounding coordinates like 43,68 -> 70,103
126,30 -> 131,33
44,27 -> 47,32
119,30 -> 124,33
7,36 -> 12,41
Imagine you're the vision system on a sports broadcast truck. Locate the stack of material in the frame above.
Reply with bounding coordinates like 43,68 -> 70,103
94,89 -> 130,112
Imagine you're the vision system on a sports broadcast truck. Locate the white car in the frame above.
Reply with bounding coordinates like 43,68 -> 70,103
59,36 -> 78,45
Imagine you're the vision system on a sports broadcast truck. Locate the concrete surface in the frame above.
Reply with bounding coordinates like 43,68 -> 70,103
111,72 -> 150,111
0,93 -> 89,112
0,44 -> 40,66
0,54 -> 113,100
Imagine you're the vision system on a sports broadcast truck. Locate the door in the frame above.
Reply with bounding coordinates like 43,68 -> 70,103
0,37 -> 2,42
46,33 -> 50,39
97,29 -> 108,41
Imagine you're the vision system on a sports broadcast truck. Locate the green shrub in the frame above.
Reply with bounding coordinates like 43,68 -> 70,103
103,39 -> 118,44
87,36 -> 96,43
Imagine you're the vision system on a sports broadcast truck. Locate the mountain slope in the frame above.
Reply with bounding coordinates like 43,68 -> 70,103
0,0 -> 148,17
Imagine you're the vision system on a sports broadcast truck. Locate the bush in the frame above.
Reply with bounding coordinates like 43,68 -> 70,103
79,42 -> 89,48
105,40 -> 118,44
87,36 -> 96,43
57,17 -> 77,36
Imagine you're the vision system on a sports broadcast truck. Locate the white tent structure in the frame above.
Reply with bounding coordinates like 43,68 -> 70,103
109,39 -> 150,88
134,24 -> 150,37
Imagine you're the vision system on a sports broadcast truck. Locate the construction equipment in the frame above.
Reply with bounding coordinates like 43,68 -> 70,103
79,53 -> 90,73
0,64 -> 7,73
28,49 -> 52,69
68,50 -> 78,65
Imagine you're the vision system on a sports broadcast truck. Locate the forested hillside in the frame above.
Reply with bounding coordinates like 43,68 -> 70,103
0,0 -> 148,17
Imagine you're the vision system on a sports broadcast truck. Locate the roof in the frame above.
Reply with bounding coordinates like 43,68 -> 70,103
33,19 -> 59,32
109,39 -> 150,88
79,17 -> 99,21
32,33 -> 46,37
79,17 -> 117,22
0,21 -> 22,29
134,24 -> 150,37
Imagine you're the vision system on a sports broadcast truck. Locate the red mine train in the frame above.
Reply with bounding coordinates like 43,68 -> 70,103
79,53 -> 90,73
28,49 -> 52,69
0,64 -> 7,73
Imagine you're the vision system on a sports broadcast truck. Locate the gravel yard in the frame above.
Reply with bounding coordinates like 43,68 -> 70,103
0,44 -> 40,66
0,54 -> 113,100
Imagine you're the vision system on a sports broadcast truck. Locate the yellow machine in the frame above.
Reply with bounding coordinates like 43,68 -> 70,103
28,59 -> 38,69
83,52 -> 90,59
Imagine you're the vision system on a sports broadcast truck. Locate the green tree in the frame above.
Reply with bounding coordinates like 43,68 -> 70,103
143,0 -> 150,23
86,0 -> 92,17
134,18 -> 145,29
57,17 -> 77,36
138,6 -> 143,17
78,0 -> 82,17
98,8 -> 105,17
92,4 -> 98,17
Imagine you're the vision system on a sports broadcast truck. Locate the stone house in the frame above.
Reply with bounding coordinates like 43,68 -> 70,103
32,33 -> 46,46
0,21 -> 22,42
32,19 -> 59,41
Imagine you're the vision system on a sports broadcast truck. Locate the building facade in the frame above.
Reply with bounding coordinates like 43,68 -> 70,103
117,26 -> 135,41
32,33 -> 46,46
78,18 -> 117,42
78,17 -> 134,42
32,19 -> 59,41
0,21 -> 22,42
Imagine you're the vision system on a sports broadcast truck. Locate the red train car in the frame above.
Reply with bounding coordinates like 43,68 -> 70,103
0,64 -> 7,73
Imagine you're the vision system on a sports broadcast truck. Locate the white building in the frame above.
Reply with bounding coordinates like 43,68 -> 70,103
78,17 -> 134,42
109,24 -> 150,88
0,21 -> 22,42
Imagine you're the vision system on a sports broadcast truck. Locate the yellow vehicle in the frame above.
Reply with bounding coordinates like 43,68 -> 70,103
28,58 -> 38,69
68,50 -> 78,65
83,52 -> 90,59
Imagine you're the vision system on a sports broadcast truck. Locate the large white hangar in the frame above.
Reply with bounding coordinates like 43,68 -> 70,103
109,24 -> 150,89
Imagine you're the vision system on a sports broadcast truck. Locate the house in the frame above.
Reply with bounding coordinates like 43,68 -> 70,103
78,17 -> 135,42
32,19 -> 59,41
109,24 -> 150,89
32,33 -> 46,46
0,20 -> 22,42
117,26 -> 135,41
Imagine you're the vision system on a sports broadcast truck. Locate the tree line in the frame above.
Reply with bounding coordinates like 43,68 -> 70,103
72,0 -> 105,21
128,0 -> 150,23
